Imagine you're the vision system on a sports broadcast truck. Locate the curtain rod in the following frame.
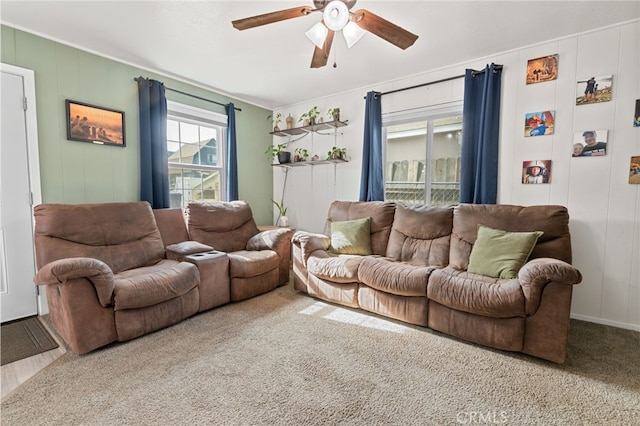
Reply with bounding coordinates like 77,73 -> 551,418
134,77 -> 241,112
370,64 -> 503,98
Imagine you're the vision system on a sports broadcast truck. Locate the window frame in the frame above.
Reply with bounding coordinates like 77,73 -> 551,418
382,100 -> 463,206
166,100 -> 227,207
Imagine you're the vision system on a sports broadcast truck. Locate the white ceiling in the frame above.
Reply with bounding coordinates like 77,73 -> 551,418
1,1 -> 638,109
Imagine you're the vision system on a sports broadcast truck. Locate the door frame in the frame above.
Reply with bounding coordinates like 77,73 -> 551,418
1,63 -> 45,315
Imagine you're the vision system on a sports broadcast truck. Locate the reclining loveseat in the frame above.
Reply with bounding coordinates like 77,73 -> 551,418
292,201 -> 582,363
33,200 -> 291,354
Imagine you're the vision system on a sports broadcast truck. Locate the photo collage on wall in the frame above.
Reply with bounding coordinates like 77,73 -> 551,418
523,55 -> 639,185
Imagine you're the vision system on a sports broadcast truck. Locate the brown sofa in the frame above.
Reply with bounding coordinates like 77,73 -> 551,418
292,201 -> 583,363
33,200 -> 291,354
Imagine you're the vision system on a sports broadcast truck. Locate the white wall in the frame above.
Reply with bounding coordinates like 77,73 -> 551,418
272,20 -> 640,331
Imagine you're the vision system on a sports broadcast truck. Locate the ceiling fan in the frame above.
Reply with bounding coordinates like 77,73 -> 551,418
232,0 -> 418,68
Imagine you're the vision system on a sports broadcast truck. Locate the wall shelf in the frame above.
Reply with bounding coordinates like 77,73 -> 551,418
272,158 -> 348,168
270,120 -> 348,137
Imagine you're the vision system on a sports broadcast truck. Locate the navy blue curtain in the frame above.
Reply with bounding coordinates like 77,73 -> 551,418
460,63 -> 503,204
138,78 -> 170,208
225,103 -> 239,201
359,91 -> 384,201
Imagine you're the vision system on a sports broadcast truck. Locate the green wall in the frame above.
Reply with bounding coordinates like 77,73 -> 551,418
1,25 -> 274,225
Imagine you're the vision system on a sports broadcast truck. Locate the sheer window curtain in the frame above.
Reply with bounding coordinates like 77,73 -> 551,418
359,91 -> 384,201
459,63 -> 503,204
137,77 -> 170,209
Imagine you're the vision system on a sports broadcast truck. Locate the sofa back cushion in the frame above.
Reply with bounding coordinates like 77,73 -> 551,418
186,201 -> 259,252
386,204 -> 453,266
323,201 -> 396,256
153,208 -> 189,246
34,202 -> 165,273
450,204 -> 572,270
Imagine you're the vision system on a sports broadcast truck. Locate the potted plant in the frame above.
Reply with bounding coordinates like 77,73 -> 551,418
267,112 -> 282,132
271,198 -> 289,227
327,107 -> 340,122
294,147 -> 309,162
299,106 -> 320,126
327,146 -> 347,160
265,143 -> 291,164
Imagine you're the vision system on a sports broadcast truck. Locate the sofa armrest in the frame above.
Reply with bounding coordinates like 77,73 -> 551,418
291,231 -> 331,266
518,258 -> 582,315
166,241 -> 214,261
247,228 -> 293,252
35,257 -> 115,307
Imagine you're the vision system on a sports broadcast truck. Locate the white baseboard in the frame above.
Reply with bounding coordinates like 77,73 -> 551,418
570,313 -> 640,332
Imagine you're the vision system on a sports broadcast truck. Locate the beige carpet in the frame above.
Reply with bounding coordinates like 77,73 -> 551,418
1,284 -> 638,425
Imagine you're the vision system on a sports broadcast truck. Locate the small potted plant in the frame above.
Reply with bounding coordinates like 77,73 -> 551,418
327,107 -> 340,122
265,143 -> 291,164
271,198 -> 289,227
299,106 -> 320,126
267,112 -> 282,132
327,146 -> 347,160
294,147 -> 309,162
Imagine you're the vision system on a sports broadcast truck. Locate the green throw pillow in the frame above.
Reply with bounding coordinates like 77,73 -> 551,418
329,217 -> 372,255
467,225 -> 543,279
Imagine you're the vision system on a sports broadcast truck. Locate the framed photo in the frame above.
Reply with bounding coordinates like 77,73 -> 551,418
572,129 -> 608,157
634,99 -> 640,127
524,111 -> 555,137
522,160 -> 551,184
526,54 -> 558,84
575,75 -> 612,105
66,100 -> 125,147
630,156 -> 640,184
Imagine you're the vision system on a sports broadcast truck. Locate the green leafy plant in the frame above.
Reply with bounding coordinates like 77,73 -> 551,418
327,146 -> 347,160
294,147 -> 309,161
265,143 -> 287,159
267,112 -> 282,129
327,107 -> 340,121
299,106 -> 320,123
271,198 -> 287,216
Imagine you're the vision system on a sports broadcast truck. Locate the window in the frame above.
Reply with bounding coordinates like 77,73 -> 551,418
166,101 -> 226,209
383,102 -> 462,206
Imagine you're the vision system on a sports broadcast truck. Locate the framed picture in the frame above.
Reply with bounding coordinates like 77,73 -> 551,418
522,160 -> 551,184
526,54 -> 558,84
524,111 -> 555,137
66,100 -> 125,147
634,99 -> 640,127
572,129 -> 608,157
575,75 -> 613,105
630,156 -> 640,184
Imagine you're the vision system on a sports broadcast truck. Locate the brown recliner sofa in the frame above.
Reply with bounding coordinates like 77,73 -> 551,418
33,200 -> 291,355
185,200 -> 293,301
292,201 -> 582,363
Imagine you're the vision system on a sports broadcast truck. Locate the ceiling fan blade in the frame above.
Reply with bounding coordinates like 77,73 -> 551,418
353,9 -> 418,49
232,6 -> 313,30
310,29 -> 335,68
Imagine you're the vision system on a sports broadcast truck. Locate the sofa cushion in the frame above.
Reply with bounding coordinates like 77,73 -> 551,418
467,225 -> 543,279
329,217 -> 372,255
358,257 -> 433,297
34,202 -> 165,274
386,204 -> 453,266
228,250 -> 279,279
113,260 -> 199,310
427,267 -> 526,318
449,204 -> 573,270
186,201 -> 259,252
324,201 -> 396,256
307,251 -> 364,283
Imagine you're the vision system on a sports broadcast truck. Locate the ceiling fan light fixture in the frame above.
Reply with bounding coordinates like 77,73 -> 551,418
323,0 -> 349,31
342,20 -> 365,48
305,22 -> 328,49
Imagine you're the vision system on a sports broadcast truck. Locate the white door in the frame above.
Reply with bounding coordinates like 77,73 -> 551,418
1,64 -> 41,323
